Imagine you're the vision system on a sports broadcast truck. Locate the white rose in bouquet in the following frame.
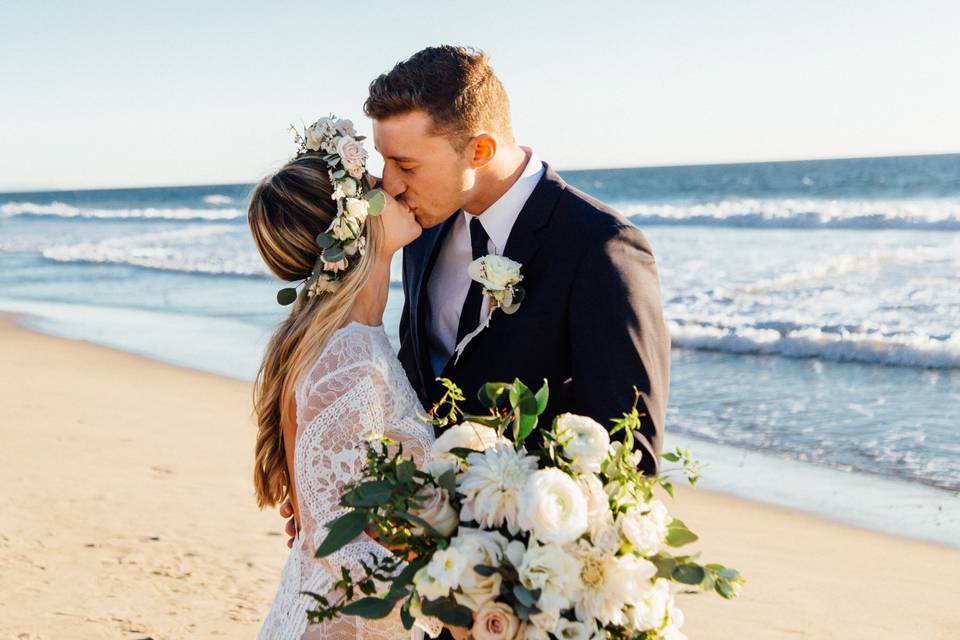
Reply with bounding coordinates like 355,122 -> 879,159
410,484 -> 459,537
618,499 -> 669,556
459,443 -> 538,534
577,474 -> 615,540
554,617 -> 597,640
430,421 -> 508,467
449,527 -> 509,611
517,468 -> 588,545
471,600 -> 521,640
556,414 -> 610,474
516,541 -> 582,617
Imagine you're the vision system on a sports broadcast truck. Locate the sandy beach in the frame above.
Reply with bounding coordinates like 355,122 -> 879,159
1,312 -> 958,640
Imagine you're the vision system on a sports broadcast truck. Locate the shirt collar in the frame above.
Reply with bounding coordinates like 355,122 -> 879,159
463,148 -> 544,254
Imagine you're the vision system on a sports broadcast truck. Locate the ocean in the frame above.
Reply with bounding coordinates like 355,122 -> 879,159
2,153 -> 958,545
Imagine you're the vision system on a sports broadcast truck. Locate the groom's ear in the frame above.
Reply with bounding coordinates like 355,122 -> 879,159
469,133 -> 498,169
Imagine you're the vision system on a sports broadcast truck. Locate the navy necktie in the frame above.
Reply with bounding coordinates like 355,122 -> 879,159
455,217 -> 490,345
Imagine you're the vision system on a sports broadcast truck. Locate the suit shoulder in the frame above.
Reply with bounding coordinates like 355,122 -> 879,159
554,182 -> 652,250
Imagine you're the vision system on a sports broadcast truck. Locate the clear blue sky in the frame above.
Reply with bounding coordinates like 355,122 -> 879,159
1,0 -> 958,191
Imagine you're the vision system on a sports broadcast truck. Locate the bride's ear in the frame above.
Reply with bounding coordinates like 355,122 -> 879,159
469,133 -> 498,169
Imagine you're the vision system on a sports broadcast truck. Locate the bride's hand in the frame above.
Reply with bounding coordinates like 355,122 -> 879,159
280,498 -> 298,548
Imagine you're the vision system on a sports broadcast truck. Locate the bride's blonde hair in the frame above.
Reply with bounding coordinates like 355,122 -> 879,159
247,153 -> 383,508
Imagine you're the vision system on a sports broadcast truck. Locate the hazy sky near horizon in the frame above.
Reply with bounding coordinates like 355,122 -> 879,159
1,0 -> 958,191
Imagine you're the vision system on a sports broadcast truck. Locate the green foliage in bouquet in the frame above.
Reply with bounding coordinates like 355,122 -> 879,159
306,378 -> 744,637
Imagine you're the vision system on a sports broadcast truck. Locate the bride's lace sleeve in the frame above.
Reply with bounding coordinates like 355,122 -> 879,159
293,331 -> 434,639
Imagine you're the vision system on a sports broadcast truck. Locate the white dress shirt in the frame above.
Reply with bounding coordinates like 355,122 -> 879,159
426,149 -> 545,375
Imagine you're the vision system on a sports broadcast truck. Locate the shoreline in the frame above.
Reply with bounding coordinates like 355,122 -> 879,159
1,311 -> 960,638
3,297 -> 958,549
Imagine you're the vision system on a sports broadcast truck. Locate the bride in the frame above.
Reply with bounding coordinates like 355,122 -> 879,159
247,119 -> 442,639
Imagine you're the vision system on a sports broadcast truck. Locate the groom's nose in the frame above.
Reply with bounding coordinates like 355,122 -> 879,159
380,164 -> 405,198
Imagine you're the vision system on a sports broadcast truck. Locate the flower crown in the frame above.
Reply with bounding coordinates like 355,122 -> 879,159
276,116 -> 386,305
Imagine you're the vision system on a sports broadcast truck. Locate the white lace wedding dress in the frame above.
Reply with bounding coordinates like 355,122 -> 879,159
258,321 -> 439,639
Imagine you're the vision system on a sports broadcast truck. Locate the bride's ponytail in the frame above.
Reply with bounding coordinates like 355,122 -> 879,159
247,155 -> 382,508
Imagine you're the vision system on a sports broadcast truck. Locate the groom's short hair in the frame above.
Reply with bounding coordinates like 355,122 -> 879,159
365,45 -> 514,149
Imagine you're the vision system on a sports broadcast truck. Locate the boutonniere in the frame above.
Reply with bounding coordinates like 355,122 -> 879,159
454,255 -> 525,363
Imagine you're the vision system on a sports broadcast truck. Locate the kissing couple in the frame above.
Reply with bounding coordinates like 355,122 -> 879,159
248,44 -> 671,639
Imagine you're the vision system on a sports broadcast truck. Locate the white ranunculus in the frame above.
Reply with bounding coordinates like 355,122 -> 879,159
517,468 -> 588,545
557,414 -> 610,474
468,254 -> 522,291
449,527 -> 508,611
336,135 -> 367,165
618,499 -> 669,556
410,484 -> 459,537
344,197 -> 369,224
459,444 -> 538,534
572,540 -> 657,626
516,541 -> 582,617
414,546 -> 468,601
471,600 -> 521,640
430,421 -> 508,467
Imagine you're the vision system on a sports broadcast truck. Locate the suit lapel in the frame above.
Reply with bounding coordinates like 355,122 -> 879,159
441,164 -> 566,374
411,214 -> 457,391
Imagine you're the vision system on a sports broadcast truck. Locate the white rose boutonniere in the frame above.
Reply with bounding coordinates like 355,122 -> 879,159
454,254 -> 525,362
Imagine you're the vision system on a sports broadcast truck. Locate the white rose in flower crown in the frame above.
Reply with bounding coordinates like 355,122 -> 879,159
618,499 -> 669,556
449,527 -> 508,611
556,414 -> 610,474
468,254 -> 522,291
335,118 -> 357,137
336,135 -> 367,166
305,117 -> 338,152
471,601 -> 521,640
430,421 -> 508,467
459,443 -> 538,535
517,468 -> 588,545
328,216 -> 356,242
410,484 -> 458,537
344,197 -> 369,224
516,541 -> 582,617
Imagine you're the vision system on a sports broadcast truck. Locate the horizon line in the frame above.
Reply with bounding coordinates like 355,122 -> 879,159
2,149 -> 958,196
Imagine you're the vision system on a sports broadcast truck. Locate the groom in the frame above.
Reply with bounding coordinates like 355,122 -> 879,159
367,45 -> 671,475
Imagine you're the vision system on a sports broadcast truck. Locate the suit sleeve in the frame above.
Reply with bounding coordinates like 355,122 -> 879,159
568,224 -> 671,476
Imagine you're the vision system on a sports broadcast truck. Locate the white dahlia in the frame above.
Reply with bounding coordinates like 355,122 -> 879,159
459,443 -> 538,534
572,540 -> 657,626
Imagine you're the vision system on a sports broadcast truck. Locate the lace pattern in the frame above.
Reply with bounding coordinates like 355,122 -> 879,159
258,323 -> 440,639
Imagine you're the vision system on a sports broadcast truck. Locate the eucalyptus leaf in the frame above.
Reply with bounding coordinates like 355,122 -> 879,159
322,245 -> 345,263
652,556 -> 678,579
473,564 -> 497,577
396,459 -> 416,484
672,563 -> 706,585
316,232 -> 336,249
365,189 -> 386,216
400,604 -> 414,630
342,480 -> 393,507
421,598 -> 474,628
276,287 -> 298,306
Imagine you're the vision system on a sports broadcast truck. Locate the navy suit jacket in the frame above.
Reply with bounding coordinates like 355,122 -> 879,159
397,164 -> 671,475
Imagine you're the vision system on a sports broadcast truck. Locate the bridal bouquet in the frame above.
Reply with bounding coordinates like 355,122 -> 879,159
307,379 -> 743,639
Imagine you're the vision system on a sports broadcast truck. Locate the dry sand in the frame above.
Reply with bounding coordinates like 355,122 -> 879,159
1,313 -> 958,639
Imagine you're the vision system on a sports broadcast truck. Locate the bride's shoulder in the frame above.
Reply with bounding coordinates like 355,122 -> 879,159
300,322 -> 389,389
